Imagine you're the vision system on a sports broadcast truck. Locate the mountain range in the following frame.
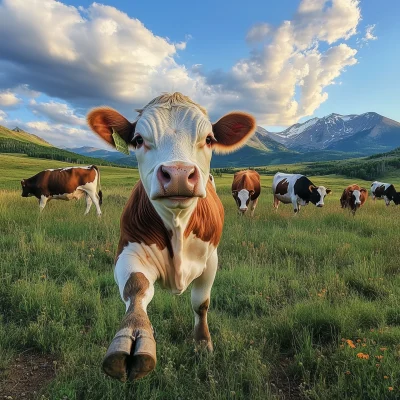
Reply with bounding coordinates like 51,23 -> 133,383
265,112 -> 400,153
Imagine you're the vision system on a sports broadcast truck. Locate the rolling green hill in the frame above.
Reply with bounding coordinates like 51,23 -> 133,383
0,125 -> 53,147
0,124 -> 128,168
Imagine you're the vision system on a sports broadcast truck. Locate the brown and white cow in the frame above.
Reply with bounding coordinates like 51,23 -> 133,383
340,184 -> 368,215
371,181 -> 400,206
231,170 -> 261,216
272,172 -> 331,214
21,165 -> 102,215
87,92 -> 256,381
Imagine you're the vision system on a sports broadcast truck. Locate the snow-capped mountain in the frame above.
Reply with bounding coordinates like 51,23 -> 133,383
266,112 -> 400,152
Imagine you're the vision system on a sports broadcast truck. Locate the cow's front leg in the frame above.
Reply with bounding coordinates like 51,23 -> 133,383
292,199 -> 299,214
191,250 -> 218,352
39,195 -> 48,212
250,198 -> 258,217
103,270 -> 156,381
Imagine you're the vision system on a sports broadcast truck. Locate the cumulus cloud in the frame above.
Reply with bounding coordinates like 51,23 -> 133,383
0,0 -> 366,132
0,90 -> 21,107
0,109 -> 7,122
246,23 -> 273,44
29,100 -> 86,127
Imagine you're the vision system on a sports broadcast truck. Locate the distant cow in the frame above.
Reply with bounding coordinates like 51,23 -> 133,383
340,184 -> 368,215
21,165 -> 102,215
87,92 -> 256,381
371,181 -> 400,206
231,170 -> 261,216
272,172 -> 331,213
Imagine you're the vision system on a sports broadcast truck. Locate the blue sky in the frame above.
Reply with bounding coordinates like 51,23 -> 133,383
0,0 -> 399,148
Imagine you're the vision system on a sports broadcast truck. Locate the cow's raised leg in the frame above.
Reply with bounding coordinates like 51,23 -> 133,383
85,190 -> 102,216
39,195 -> 48,212
103,269 -> 156,381
191,250 -> 218,352
250,198 -> 259,217
84,194 -> 92,215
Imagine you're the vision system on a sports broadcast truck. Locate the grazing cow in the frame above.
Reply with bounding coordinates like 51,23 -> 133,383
87,92 -> 256,381
340,184 -> 368,215
231,170 -> 261,216
272,172 -> 331,213
21,165 -> 102,215
370,181 -> 400,206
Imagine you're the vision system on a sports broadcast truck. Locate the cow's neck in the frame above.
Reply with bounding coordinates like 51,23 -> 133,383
152,199 -> 202,292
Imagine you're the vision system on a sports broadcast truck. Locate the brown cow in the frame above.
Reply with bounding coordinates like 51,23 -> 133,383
21,165 -> 102,215
231,170 -> 261,216
87,92 -> 256,381
340,184 -> 368,215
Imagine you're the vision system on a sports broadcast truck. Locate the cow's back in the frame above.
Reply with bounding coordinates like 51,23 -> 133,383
38,167 -> 96,196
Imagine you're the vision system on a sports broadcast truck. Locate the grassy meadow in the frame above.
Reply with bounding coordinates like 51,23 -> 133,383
1,153 -> 400,399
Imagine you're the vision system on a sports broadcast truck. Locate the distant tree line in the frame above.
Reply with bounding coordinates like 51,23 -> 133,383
0,138 -> 131,168
212,147 -> 400,181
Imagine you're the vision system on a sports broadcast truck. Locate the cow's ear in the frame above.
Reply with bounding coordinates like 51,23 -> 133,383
360,188 -> 367,193
87,107 -> 136,147
249,190 -> 255,196
212,112 -> 256,154
326,189 -> 332,195
309,185 -> 316,192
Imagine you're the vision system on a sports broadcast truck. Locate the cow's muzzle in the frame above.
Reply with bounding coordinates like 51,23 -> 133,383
317,204 -> 324,208
151,162 -> 204,201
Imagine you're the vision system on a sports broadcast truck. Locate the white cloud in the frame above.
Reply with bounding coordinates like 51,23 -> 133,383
29,100 -> 86,127
0,0 -> 366,131
0,90 -> 21,107
0,109 -> 7,122
363,24 -> 377,41
246,23 -> 273,44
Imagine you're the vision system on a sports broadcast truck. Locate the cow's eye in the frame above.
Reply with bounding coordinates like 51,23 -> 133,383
132,135 -> 144,148
206,135 -> 215,146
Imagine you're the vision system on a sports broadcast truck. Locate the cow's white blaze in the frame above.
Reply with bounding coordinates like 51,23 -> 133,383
237,189 -> 250,210
353,189 -> 361,205
316,186 -> 329,206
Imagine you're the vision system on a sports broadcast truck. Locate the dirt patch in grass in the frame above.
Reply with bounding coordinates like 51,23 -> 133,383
0,351 -> 57,399
270,357 -> 303,400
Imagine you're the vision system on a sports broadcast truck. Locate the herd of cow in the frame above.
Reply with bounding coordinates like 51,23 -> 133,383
231,170 -> 400,216
17,93 -> 400,382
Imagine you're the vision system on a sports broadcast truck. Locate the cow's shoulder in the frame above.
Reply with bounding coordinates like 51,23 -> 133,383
185,181 -> 224,246
293,175 -> 313,198
118,181 -> 173,259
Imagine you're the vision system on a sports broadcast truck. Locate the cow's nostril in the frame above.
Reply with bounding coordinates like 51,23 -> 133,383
161,167 -> 171,181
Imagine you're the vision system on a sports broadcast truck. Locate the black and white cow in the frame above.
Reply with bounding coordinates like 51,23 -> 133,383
272,172 -> 331,213
371,181 -> 400,206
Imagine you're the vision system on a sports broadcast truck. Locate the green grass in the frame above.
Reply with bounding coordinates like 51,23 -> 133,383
1,154 -> 400,399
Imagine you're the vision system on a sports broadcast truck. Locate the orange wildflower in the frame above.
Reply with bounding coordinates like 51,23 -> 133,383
356,353 -> 369,359
345,370 -> 351,375
384,376 -> 389,380
376,355 -> 384,360
347,340 -> 356,349
380,347 -> 387,351
388,387 -> 393,392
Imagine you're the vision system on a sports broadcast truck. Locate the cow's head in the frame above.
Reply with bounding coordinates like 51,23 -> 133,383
232,189 -> 254,213
88,93 -> 255,211
20,179 -> 31,197
309,185 -> 331,207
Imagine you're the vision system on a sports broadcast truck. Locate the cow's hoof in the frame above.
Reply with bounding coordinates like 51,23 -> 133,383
102,328 -> 134,381
128,331 -> 157,380
196,339 -> 213,352
102,328 -> 156,381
